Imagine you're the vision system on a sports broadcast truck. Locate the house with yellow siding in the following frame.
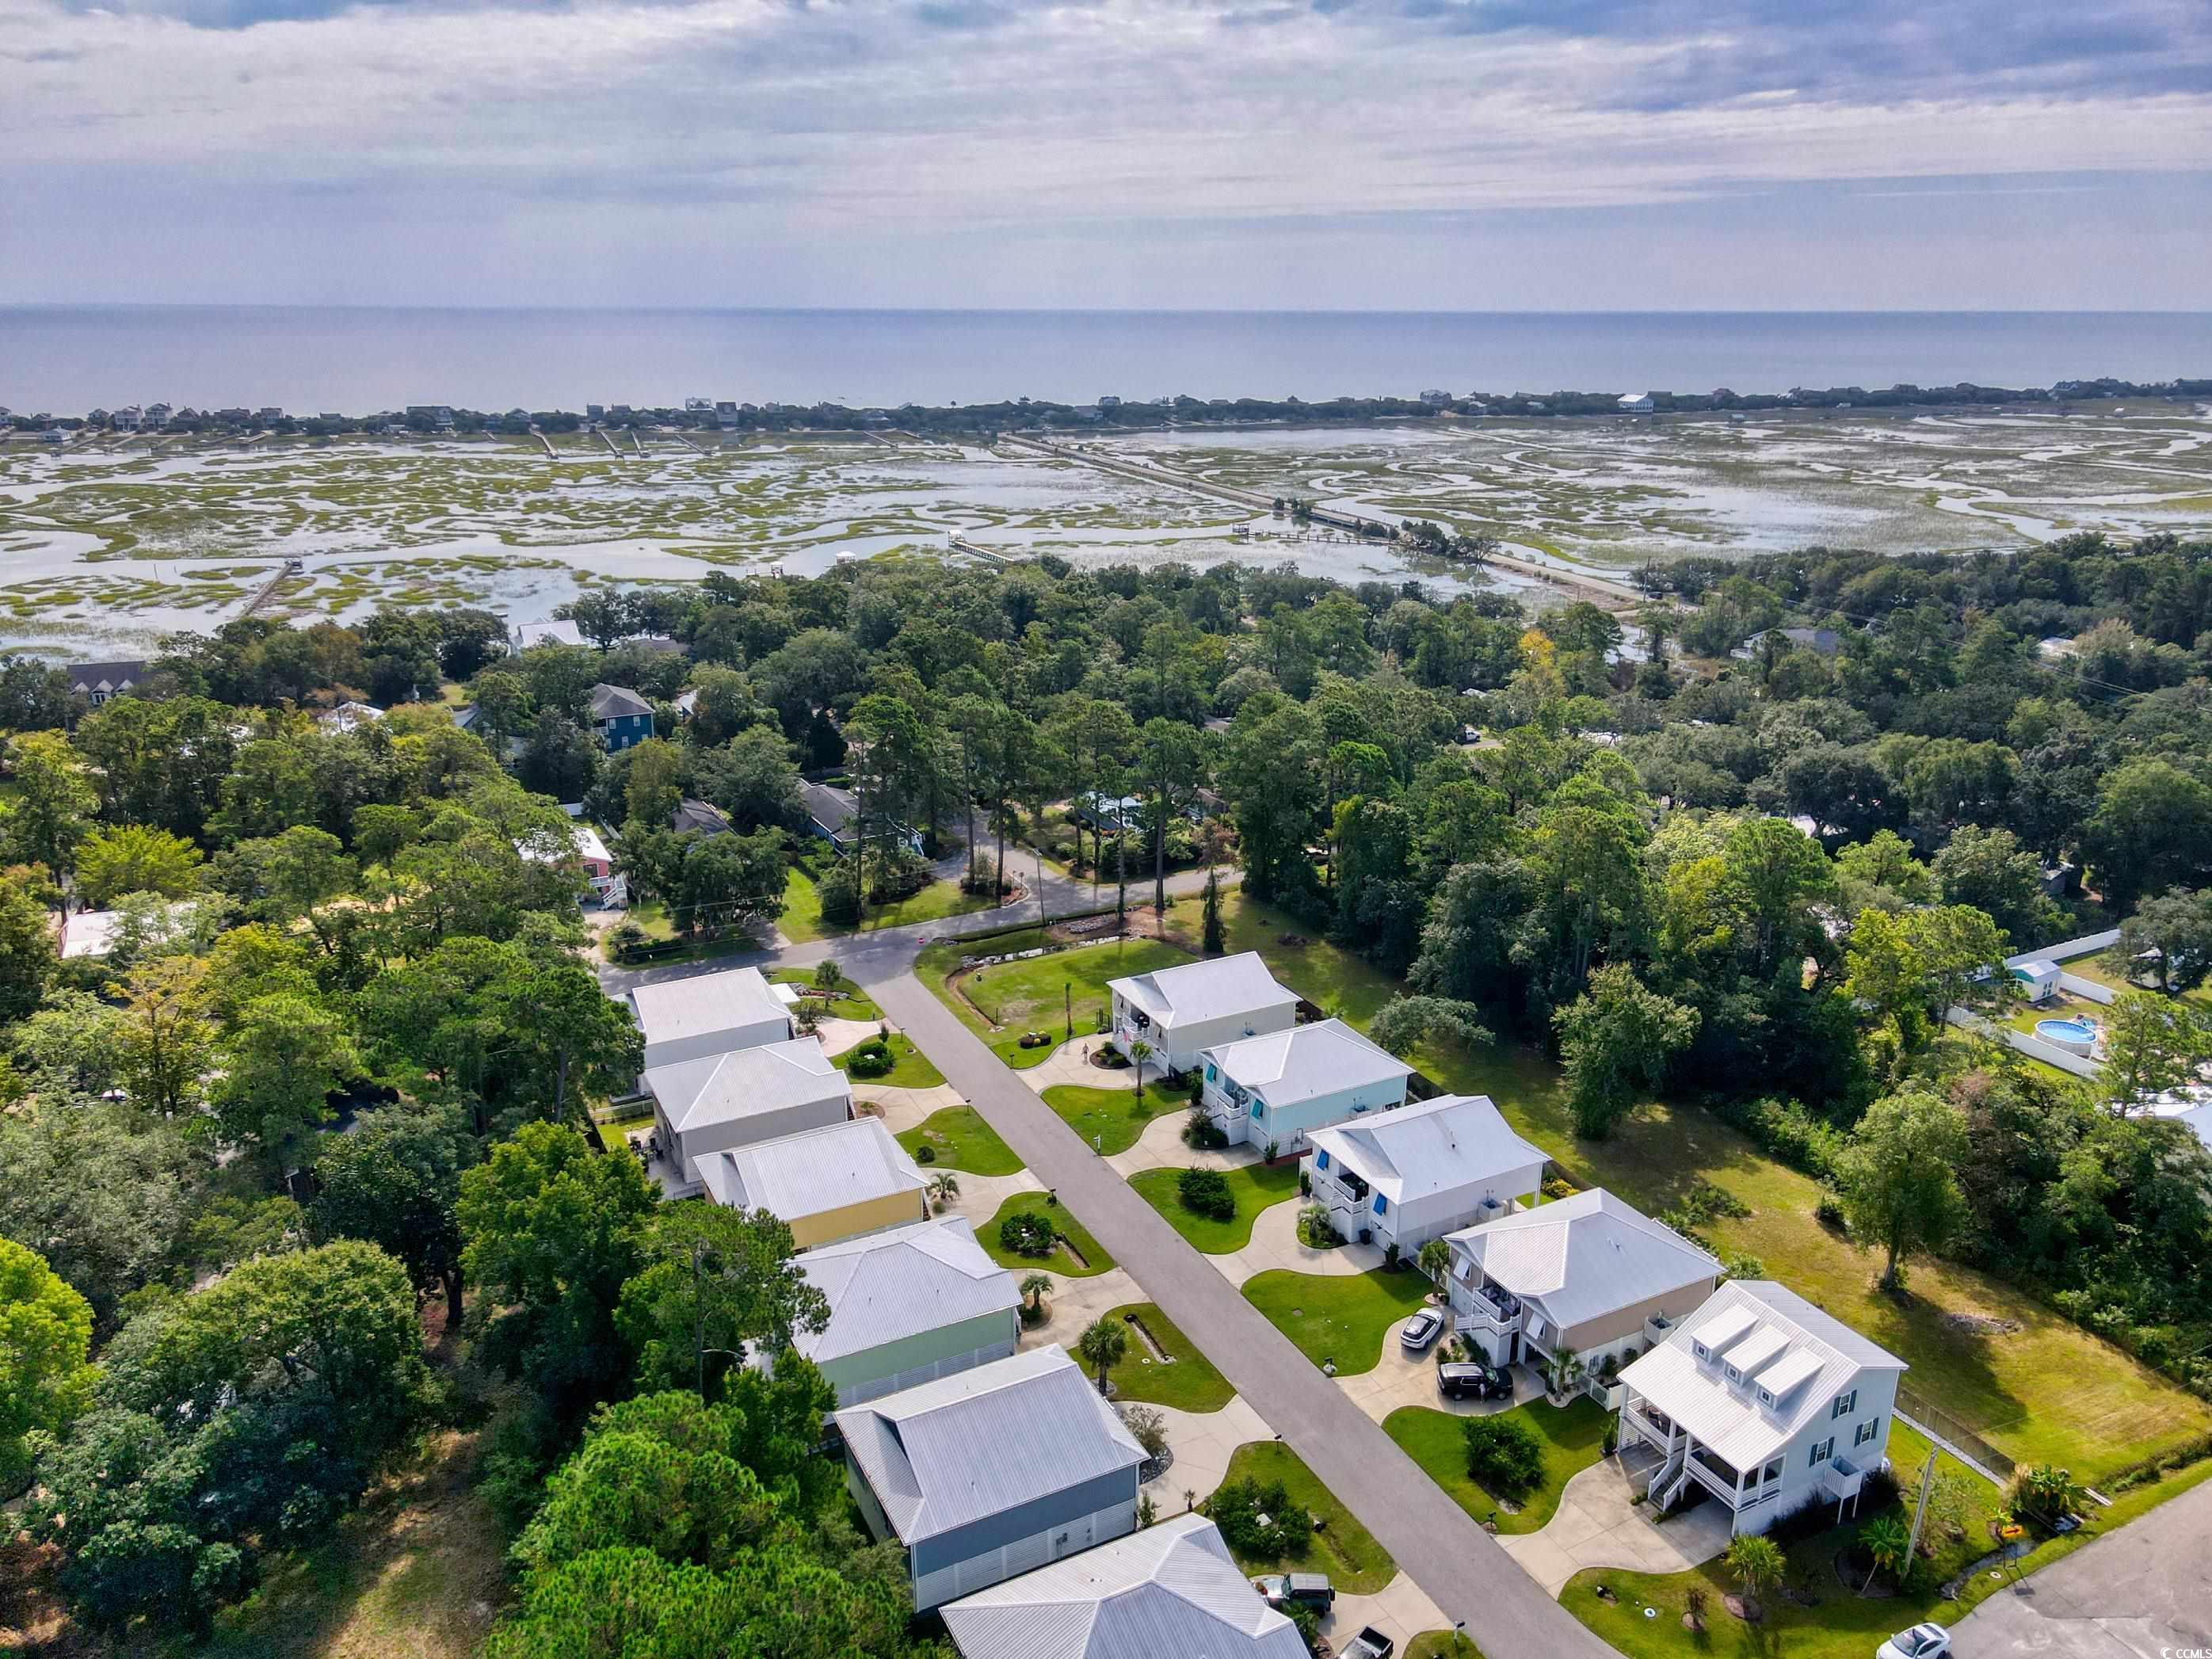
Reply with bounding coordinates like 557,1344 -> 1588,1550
698,1116 -> 930,1249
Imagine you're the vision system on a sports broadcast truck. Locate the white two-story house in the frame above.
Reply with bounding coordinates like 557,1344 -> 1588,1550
1617,1280 -> 1907,1535
1444,1188 -> 1719,1391
1107,952 -> 1297,1077
1306,1093 -> 1546,1253
1197,1019 -> 1413,1152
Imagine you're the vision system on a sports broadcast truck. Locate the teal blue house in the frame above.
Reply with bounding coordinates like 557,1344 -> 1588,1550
589,682 -> 654,750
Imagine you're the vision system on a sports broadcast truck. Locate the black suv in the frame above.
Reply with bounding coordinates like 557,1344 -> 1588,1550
1437,1361 -> 1512,1401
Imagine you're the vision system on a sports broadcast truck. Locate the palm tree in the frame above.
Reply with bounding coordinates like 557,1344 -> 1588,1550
1077,1315 -> 1128,1396
1860,1513 -> 1912,1592
1724,1535 -> 1785,1619
1019,1271 -> 1053,1320
1417,1238 -> 1452,1288
925,1170 -> 960,1213
1128,1039 -> 1153,1101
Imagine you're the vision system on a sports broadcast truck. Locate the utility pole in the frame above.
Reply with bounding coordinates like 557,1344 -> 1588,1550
1905,1443 -> 1938,1562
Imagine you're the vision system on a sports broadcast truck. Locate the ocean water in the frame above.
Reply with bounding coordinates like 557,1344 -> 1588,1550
5,307 -> 2212,415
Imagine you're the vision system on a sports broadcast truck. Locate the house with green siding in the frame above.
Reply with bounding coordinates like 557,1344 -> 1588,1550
788,1216 -> 1023,1405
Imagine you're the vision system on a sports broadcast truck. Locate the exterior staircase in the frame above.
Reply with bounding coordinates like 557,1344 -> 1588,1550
1650,1447 -> 1692,1512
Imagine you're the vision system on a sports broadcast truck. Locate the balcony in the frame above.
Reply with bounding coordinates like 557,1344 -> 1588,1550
1459,1281 -> 1522,1331
1621,1401 -> 1678,1453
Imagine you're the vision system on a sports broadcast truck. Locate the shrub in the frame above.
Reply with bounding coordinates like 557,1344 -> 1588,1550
1181,1106 -> 1228,1150
1815,1196 -> 1848,1232
1601,1421 -> 1619,1458
845,1039 -> 895,1078
1207,1475 -> 1313,1560
1295,1203 -> 1340,1249
913,1142 -> 936,1165
1119,1404 -> 1169,1459
1461,1414 -> 1546,1497
817,859 -> 863,925
997,1212 -> 1057,1258
961,854 -> 1004,898
1177,1168 -> 1236,1221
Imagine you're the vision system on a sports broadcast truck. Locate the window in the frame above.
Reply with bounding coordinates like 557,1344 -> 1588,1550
1855,1418 -> 1881,1447
1372,1194 -> 1388,1215
1315,1150 -> 1330,1170
1250,1100 -> 1265,1119
1809,1438 -> 1835,1466
1691,1341 -> 1710,1361
1832,1390 -> 1858,1419
1725,1363 -> 1743,1382
1756,1386 -> 1776,1407
1762,1459 -> 1783,1485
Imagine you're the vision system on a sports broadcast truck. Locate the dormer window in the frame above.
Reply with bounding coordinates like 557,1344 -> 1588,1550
1691,1341 -> 1711,1361
1756,1386 -> 1776,1406
1724,1363 -> 1743,1383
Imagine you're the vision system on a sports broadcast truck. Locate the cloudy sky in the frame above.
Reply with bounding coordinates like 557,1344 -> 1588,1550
4,0 -> 2210,308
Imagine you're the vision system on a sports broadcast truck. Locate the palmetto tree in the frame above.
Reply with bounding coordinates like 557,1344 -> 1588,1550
1019,1271 -> 1053,1318
1860,1513 -> 1912,1592
1417,1238 -> 1452,1287
925,1170 -> 960,1213
1077,1315 -> 1128,1395
1128,1039 -> 1153,1101
1724,1535 -> 1785,1617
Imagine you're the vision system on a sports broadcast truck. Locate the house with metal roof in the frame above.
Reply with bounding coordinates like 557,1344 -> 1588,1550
1444,1188 -> 1720,1391
1110,952 -> 1299,1077
67,659 -> 149,706
698,1116 -> 929,1249
1195,1017 -> 1412,1150
669,798 -> 734,837
510,618 -> 585,652
788,1217 -> 1020,1405
1618,1280 -> 1906,1535
628,964 -> 793,1070
799,778 -> 924,859
940,1512 -> 1305,1659
1307,1092 -> 1546,1254
643,1036 -> 852,1191
836,1344 -> 1148,1611
588,682 -> 654,750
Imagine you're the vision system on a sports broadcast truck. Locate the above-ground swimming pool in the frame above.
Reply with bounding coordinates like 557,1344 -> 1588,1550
2035,1016 -> 2100,1056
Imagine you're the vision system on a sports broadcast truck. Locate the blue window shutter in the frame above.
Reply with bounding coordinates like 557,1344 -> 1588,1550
1315,1150 -> 1329,1170
1251,1101 -> 1264,1118
1373,1194 -> 1387,1215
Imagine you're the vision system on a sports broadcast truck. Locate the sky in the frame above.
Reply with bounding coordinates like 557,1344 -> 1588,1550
4,0 -> 2211,309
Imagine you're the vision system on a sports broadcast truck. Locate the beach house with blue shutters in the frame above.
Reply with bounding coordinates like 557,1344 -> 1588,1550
837,1345 -> 1148,1611
1196,1017 -> 1412,1150
1108,952 -> 1298,1078
588,682 -> 654,749
1306,1092 -> 1546,1253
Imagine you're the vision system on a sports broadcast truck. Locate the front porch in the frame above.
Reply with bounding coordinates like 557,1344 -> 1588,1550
1618,1397 -> 1789,1530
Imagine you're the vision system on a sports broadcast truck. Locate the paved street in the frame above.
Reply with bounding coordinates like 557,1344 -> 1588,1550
1951,1474 -> 2212,1659
865,967 -> 1617,1659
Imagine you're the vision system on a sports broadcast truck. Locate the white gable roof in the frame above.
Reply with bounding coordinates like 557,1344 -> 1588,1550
1447,1188 -> 1718,1330
1619,1280 -> 1906,1470
515,618 -> 585,649
698,1116 -> 925,1219
941,1513 -> 1305,1659
1109,952 -> 1295,1028
1202,1019 -> 1411,1108
1308,1093 -> 1545,1206
795,1217 -> 1020,1366
644,1036 -> 851,1133
629,965 -> 788,1049
835,1346 -> 1145,1544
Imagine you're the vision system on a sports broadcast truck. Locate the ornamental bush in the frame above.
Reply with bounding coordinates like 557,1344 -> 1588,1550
1177,1167 -> 1236,1221
1461,1413 -> 1545,1497
997,1212 -> 1056,1258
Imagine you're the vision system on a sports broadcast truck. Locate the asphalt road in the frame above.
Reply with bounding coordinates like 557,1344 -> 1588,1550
1949,1473 -> 2212,1659
864,967 -> 1618,1659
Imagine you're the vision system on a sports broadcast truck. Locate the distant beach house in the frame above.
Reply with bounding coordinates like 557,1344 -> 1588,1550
1618,1280 -> 1906,1535
1618,392 -> 1657,414
697,1117 -> 929,1249
1306,1091 -> 1546,1253
643,1036 -> 853,1191
1444,1188 -> 1720,1388
670,798 -> 734,837
510,618 -> 585,653
837,1345 -> 1147,1611
800,778 -> 924,858
1196,1016 -> 1411,1150
787,1217 -> 1021,1406
316,700 -> 383,734
1108,952 -> 1298,1077
628,963 -> 794,1070
67,659 -> 149,706
588,683 -> 654,750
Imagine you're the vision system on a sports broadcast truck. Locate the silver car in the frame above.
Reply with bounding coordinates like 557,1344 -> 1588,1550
1400,1308 -> 1445,1353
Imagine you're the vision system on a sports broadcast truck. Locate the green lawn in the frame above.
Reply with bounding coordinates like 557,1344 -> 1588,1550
833,1032 -> 946,1090
1177,890 -> 2212,1480
780,865 -> 997,944
2004,990 -> 2099,1036
605,898 -> 762,965
1405,1635 -> 1485,1659
1128,1162 -> 1303,1253
1211,1441 -> 1396,1594
1041,1083 -> 1187,1154
765,967 -> 880,1023
1556,1421 -> 2208,1659
1382,1397 -> 1611,1534
1241,1268 -> 1436,1375
895,1106 -> 1022,1177
923,933 -> 1193,1069
978,1192 -> 1116,1276
2067,953 -> 2212,1005
1100,1302 -> 1234,1412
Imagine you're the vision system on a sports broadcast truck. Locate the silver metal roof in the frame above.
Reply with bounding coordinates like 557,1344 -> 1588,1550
1446,1188 -> 1719,1331
1308,1092 -> 1544,1203
1200,1019 -> 1410,1108
589,681 -> 654,719
1619,1280 -> 1906,1470
795,1217 -> 1020,1366
941,1514 -> 1305,1659
644,1036 -> 851,1132
1109,952 -> 1296,1028
629,965 -> 790,1049
698,1116 -> 926,1221
835,1346 -> 1146,1544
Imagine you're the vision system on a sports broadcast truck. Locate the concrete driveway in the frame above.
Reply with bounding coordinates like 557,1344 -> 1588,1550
1499,1446 -> 1734,1596
1337,1318 -> 1544,1425
1218,1194 -> 1386,1287
1951,1468 -> 2212,1658
1105,1108 -> 1262,1177
851,1081 -> 965,1134
1020,1265 -> 1146,1350
1319,1573 -> 1449,1657
1134,1394 -> 1274,1509
1020,1038 -> 1139,1094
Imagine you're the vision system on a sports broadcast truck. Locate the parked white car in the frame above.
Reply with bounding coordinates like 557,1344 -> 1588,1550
1877,1623 -> 1950,1659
